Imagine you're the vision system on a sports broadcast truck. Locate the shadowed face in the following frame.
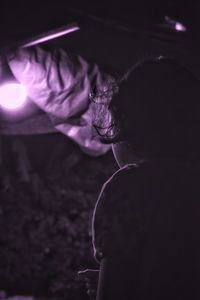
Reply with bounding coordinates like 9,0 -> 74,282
109,58 -> 200,164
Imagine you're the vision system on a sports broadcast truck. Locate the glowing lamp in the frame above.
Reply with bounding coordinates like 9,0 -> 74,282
175,22 -> 186,32
0,23 -> 79,112
0,83 -> 27,110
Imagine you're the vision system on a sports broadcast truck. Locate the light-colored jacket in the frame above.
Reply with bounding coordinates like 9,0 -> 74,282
6,46 -> 115,155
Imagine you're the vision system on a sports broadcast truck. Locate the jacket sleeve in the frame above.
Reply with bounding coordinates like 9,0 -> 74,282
6,46 -> 115,155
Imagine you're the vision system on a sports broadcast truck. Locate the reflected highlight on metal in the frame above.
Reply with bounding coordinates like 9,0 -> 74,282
21,23 -> 80,48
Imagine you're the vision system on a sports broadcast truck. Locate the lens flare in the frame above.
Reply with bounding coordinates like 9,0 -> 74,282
0,83 -> 27,110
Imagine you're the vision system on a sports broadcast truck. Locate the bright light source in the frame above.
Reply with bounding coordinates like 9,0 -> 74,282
165,16 -> 187,32
0,83 -> 27,110
175,22 -> 187,32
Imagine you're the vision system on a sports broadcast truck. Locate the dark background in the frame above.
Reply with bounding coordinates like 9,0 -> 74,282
0,1 -> 200,299
0,134 -> 116,299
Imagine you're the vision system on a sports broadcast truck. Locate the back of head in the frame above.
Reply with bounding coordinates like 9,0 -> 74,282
110,58 -> 200,161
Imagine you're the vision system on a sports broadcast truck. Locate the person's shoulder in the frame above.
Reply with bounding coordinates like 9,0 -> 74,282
92,164 -> 140,261
93,163 -> 141,220
102,163 -> 140,195
101,159 -> 199,198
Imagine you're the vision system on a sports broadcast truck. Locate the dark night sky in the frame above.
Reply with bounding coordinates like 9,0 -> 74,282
1,0 -> 199,39
0,0 -> 200,81
0,1 -> 199,62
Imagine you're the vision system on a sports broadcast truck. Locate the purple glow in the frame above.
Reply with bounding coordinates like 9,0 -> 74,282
21,24 -> 80,48
175,22 -> 186,32
0,83 -> 27,110
165,16 -> 187,32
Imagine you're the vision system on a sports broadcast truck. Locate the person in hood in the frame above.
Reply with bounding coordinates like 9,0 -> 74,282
92,57 -> 200,299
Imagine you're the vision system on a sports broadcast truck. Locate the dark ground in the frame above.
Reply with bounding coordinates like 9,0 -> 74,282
0,134 -> 117,300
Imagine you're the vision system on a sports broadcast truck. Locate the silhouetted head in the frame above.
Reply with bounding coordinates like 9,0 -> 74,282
93,57 -> 200,166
